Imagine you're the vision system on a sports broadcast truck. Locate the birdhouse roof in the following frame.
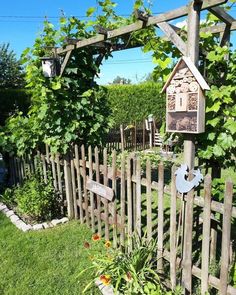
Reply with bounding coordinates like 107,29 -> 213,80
162,56 -> 210,93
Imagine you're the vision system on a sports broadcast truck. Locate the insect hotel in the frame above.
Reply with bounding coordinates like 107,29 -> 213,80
162,56 -> 210,134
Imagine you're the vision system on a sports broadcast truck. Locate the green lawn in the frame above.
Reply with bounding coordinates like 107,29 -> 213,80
0,213 -> 101,295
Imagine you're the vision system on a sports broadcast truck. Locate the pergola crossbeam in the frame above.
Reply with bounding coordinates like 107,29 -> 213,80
209,7 -> 235,24
157,22 -> 187,55
56,0 -> 228,55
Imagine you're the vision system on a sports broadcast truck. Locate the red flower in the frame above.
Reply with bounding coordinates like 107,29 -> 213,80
92,233 -> 101,241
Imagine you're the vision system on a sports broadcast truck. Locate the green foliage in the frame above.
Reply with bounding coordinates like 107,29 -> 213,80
79,234 -> 176,294
1,170 -> 59,222
197,46 -> 236,168
0,43 -> 25,89
0,89 -> 30,127
106,82 -> 165,126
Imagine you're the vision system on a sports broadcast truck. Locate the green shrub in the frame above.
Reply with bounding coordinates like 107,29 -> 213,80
105,82 -> 165,126
1,187 -> 17,208
1,171 -> 60,222
15,174 -> 58,222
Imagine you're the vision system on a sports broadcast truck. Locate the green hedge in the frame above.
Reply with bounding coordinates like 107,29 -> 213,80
0,89 -> 30,126
105,82 -> 165,126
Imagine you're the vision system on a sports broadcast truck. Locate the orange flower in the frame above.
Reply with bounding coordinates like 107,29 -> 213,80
100,274 -> 111,286
83,241 -> 90,248
92,233 -> 101,241
105,240 -> 111,248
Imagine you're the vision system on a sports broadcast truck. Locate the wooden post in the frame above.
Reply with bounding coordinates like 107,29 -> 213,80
127,156 -> 133,252
219,179 -> 233,295
120,154 -> 126,247
112,150 -> 118,248
74,145 -> 83,223
182,2 -> 201,294
170,165 -> 177,289
201,175 -> 212,294
81,145 -> 89,226
157,163 -> 164,272
120,124 -> 125,152
64,154 -> 74,219
146,159 -> 152,242
88,146 -> 95,232
136,157 -> 142,238
95,147 -> 102,235
103,148 -> 109,241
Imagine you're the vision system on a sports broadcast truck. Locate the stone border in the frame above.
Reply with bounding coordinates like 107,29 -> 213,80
95,279 -> 114,295
0,202 -> 68,232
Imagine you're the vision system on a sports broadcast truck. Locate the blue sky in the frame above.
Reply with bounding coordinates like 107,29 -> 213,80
0,0 -> 235,84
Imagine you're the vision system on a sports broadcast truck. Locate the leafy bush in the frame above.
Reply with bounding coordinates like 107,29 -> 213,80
105,82 -> 165,126
1,172 -> 60,222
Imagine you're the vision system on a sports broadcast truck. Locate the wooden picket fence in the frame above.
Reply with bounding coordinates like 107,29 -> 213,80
105,121 -> 151,153
8,145 -> 236,295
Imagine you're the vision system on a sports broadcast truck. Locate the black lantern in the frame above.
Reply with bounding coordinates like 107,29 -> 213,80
41,57 -> 60,77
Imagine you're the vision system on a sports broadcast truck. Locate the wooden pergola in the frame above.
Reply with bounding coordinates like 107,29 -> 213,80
55,0 -> 235,77
49,2 -> 235,294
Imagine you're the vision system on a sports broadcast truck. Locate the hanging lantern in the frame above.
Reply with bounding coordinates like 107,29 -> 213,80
41,57 -> 60,77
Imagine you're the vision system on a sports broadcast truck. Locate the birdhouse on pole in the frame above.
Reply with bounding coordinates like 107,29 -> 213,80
162,56 -> 210,134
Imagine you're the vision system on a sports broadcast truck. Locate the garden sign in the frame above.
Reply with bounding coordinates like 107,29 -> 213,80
162,56 -> 210,134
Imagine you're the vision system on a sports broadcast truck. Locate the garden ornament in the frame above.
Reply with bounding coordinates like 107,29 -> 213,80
175,164 -> 203,194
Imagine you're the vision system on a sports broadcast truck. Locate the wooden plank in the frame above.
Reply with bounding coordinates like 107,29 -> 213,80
127,156 -> 133,252
148,0 -> 228,26
86,179 -> 114,201
51,154 -> 58,191
45,144 -> 50,163
170,165 -> 177,289
71,157 -> 78,220
74,145 -> 83,223
56,0 -> 228,55
41,154 -> 47,183
201,21 -> 236,34
146,159 -> 152,242
103,148 -> 109,241
157,22 -> 187,55
95,146 -> 102,235
112,150 -> 118,248
209,7 -> 235,25
88,146 -> 95,232
201,175 -> 212,294
55,154 -> 63,214
219,179 -> 233,295
81,145 -> 89,226
162,249 -> 236,295
60,50 -> 72,76
182,180 -> 194,294
64,155 -> 74,219
136,157 -> 142,237
120,154 -> 126,247
120,124 -> 124,152
157,163 -> 164,272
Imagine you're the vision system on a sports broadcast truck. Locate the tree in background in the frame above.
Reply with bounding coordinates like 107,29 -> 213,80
112,76 -> 132,85
0,43 -> 24,89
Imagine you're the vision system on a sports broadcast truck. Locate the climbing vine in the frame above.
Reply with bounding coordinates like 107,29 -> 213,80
0,0 -> 235,171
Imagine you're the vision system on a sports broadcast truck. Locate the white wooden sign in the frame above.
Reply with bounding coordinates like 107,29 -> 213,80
86,180 -> 114,201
